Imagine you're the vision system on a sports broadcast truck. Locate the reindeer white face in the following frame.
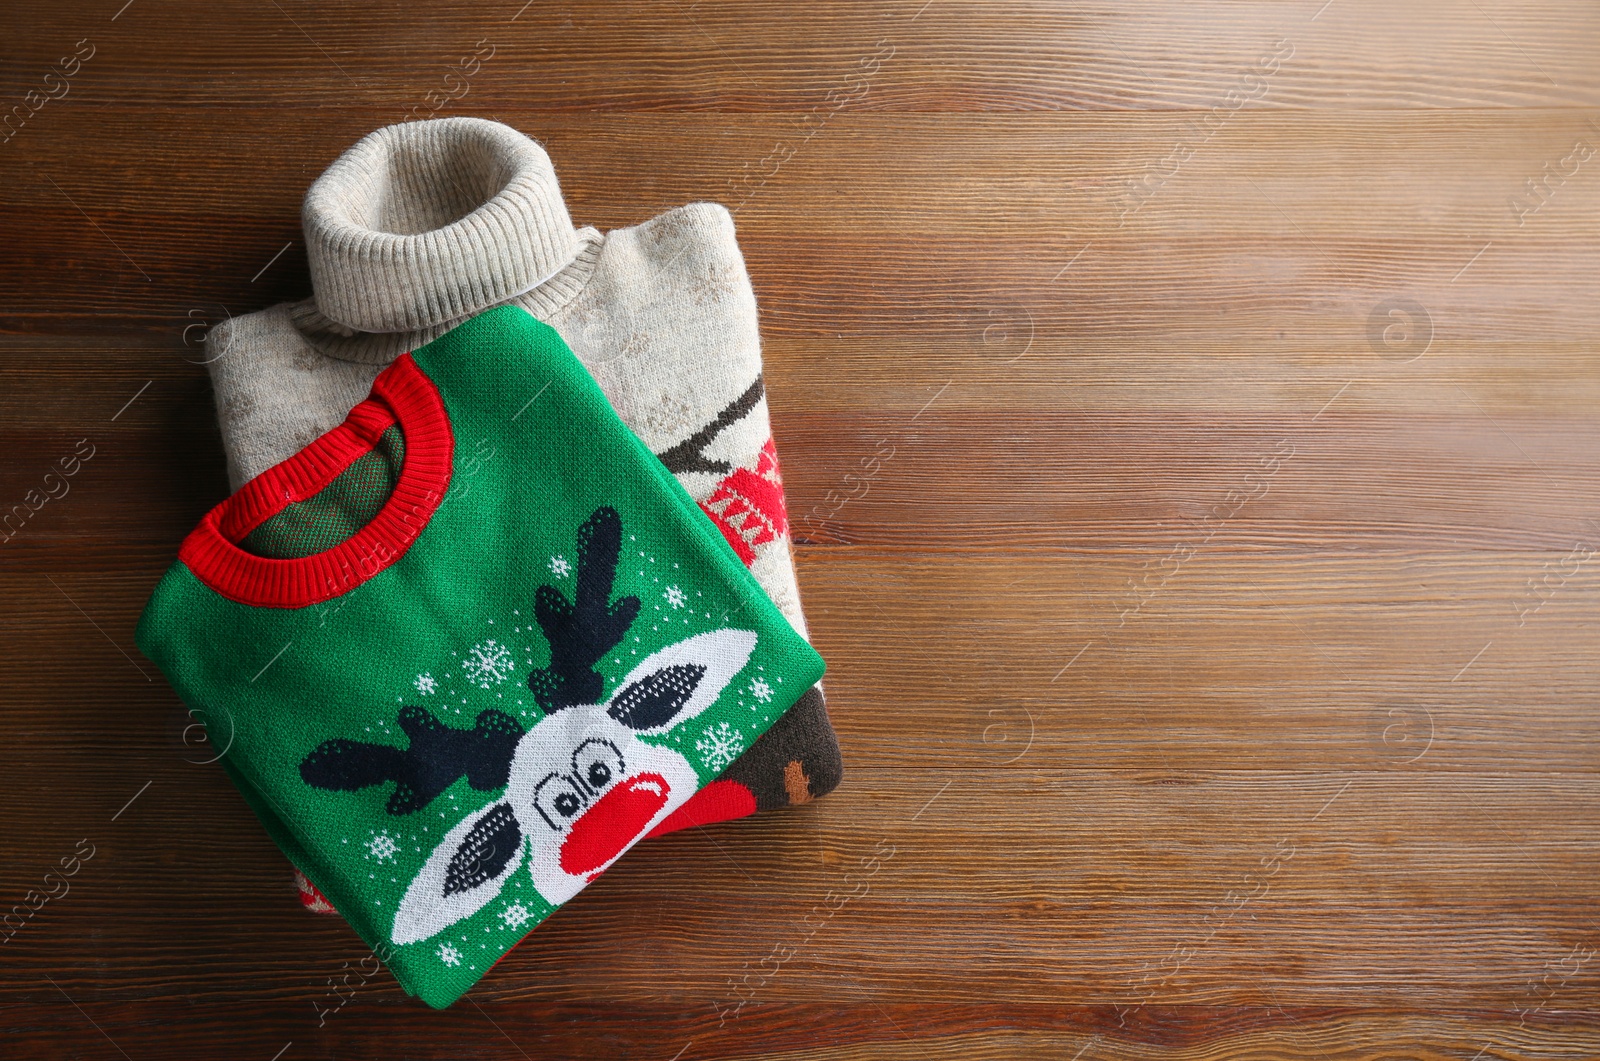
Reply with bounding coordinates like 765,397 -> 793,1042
299,506 -> 762,948
390,628 -> 754,945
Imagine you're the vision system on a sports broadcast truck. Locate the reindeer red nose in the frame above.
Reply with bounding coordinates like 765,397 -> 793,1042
559,773 -> 670,878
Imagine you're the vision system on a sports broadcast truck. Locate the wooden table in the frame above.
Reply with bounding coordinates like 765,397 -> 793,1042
3,1 -> 1598,1057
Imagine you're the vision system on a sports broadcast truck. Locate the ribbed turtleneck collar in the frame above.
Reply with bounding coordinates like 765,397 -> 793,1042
301,118 -> 581,335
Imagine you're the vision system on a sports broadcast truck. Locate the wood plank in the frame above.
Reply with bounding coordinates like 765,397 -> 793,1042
3,110 -> 1599,335
3,0 -> 1598,110
7,547 -> 1600,774
4,1000 -> 1595,1061
1,765 -> 1596,1003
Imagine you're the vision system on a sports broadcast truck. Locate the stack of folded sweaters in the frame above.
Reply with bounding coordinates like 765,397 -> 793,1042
136,118 -> 840,1009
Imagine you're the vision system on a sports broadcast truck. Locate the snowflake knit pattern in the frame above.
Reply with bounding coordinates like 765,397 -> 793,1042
137,307 -> 824,1009
205,120 -> 841,874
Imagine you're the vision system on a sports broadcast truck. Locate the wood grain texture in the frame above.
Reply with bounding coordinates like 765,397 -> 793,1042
2,0 -> 1599,1057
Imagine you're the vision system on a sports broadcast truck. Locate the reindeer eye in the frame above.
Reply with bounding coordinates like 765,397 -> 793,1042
571,739 -> 624,794
533,772 -> 587,831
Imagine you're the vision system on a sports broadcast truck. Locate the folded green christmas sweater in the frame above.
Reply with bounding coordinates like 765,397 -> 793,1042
136,306 -> 825,1008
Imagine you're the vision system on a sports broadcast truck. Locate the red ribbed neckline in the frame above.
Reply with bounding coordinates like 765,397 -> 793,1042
179,354 -> 454,609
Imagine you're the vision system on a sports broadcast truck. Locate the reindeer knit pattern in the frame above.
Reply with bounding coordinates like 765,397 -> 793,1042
205,120 -> 841,879
136,307 -> 825,1009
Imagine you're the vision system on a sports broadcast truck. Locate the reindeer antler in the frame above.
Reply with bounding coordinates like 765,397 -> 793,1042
299,508 -> 641,813
299,705 -> 525,815
528,506 -> 641,712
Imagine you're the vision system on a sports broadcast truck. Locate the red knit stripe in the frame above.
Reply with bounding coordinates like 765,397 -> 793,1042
178,354 -> 454,609
217,403 -> 400,541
